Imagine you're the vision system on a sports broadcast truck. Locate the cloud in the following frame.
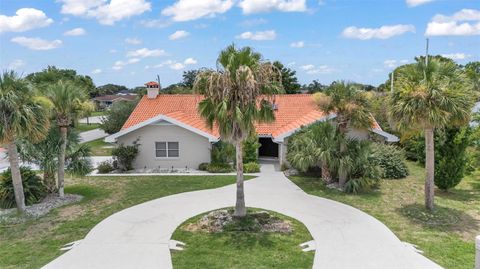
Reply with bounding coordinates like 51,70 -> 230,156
290,41 -> 304,48
169,30 -> 190,40
11,36 -> 62,50
383,59 -> 409,68
8,59 -> 25,70
113,58 -> 140,70
0,8 -> 53,33
162,0 -> 233,22
140,19 -> 171,28
58,0 -> 151,25
91,68 -> 102,74
236,30 -> 276,40
184,57 -> 197,65
126,48 -> 166,58
342,24 -> 415,40
406,0 -> 435,7
300,64 -> 336,74
239,18 -> 267,27
170,62 -> 185,70
125,37 -> 142,44
425,9 -> 480,36
238,0 -> 307,14
146,58 -> 197,70
64,27 -> 86,36
441,53 -> 470,60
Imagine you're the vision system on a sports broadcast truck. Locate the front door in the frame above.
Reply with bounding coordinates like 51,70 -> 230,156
258,137 -> 279,157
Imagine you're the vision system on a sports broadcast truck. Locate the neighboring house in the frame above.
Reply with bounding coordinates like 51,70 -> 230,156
93,94 -> 137,109
106,85 -> 398,170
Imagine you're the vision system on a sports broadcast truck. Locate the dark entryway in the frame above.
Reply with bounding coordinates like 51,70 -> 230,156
258,137 -> 279,157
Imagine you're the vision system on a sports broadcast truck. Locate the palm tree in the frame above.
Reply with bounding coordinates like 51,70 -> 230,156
194,45 -> 283,217
287,122 -> 338,183
390,58 -> 473,211
313,81 -> 373,187
0,71 -> 50,212
41,81 -> 89,197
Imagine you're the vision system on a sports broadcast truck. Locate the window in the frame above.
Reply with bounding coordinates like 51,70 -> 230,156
155,142 -> 179,158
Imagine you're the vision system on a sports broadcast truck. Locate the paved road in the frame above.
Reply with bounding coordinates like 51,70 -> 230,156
79,116 -> 104,124
79,129 -> 108,143
44,164 -> 441,269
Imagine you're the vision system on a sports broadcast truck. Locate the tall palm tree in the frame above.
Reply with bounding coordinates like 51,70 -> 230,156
194,45 -> 283,217
390,58 -> 473,211
0,71 -> 50,212
287,121 -> 338,183
313,81 -> 373,187
41,81 -> 88,197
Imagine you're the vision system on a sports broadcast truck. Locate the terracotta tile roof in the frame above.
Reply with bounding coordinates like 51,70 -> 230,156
122,94 -> 382,139
145,81 -> 159,86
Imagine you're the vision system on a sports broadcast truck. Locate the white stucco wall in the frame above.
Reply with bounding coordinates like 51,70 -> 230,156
116,123 -> 212,170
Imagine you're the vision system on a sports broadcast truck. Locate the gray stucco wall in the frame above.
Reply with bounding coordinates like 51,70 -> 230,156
116,123 -> 212,170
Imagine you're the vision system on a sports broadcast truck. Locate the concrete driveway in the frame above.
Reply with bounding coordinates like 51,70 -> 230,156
79,129 -> 108,143
43,164 -> 442,269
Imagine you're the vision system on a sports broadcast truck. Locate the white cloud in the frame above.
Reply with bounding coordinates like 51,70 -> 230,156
125,37 -> 142,44
425,9 -> 480,36
170,62 -> 185,70
238,0 -> 307,14
441,53 -> 470,60
383,59 -> 409,69
11,36 -> 62,50
406,0 -> 435,7
113,58 -> 140,70
239,18 -> 267,27
184,57 -> 197,65
91,68 -> 102,74
0,8 -> 53,33
342,24 -> 415,40
300,64 -> 315,71
169,30 -> 190,40
300,64 -> 336,74
64,27 -> 86,36
290,41 -> 304,48
140,19 -> 171,28
162,0 -> 234,22
236,30 -> 276,40
126,48 -> 166,58
58,0 -> 151,25
8,59 -> 25,70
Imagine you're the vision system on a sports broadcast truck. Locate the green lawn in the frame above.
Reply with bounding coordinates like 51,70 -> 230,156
289,162 -> 479,269
171,208 -> 314,269
75,123 -> 101,132
84,138 -> 113,156
0,175 -> 252,269
90,111 -> 105,117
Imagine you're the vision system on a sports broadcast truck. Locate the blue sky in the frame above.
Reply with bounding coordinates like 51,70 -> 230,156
1,0 -> 479,88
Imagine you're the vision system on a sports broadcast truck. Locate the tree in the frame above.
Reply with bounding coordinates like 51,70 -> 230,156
100,100 -> 138,134
17,127 -> 92,192
464,61 -> 480,95
41,81 -> 89,197
287,121 -> 338,183
313,81 -> 373,187
95,84 -> 129,97
194,45 -> 283,217
182,70 -> 201,89
273,61 -> 301,94
0,71 -> 50,212
389,57 -> 473,210
301,80 -> 327,93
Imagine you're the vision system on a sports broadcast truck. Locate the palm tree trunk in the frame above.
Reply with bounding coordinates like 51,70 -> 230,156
233,142 -> 246,218
425,128 -> 435,211
7,140 -> 26,212
321,160 -> 332,184
58,126 -> 67,198
338,140 -> 347,188
43,170 -> 56,193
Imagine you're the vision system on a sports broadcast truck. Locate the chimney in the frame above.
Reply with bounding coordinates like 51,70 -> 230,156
145,81 -> 159,99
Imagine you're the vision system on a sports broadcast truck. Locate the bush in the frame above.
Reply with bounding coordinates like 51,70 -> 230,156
100,100 -> 138,134
244,162 -> 260,173
207,163 -> 233,173
198,162 -> 209,171
112,139 -> 140,171
370,143 -> 409,179
211,141 -> 235,164
243,137 -> 260,163
97,161 -> 114,174
0,167 -> 47,209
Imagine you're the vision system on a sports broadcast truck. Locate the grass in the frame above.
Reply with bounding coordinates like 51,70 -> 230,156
84,138 -> 113,156
0,175 -> 253,269
289,161 -> 479,269
75,123 -> 100,132
90,111 -> 105,117
171,208 -> 314,269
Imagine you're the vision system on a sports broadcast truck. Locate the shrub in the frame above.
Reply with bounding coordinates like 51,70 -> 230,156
370,143 -> 409,179
0,167 -> 47,209
100,100 -> 138,134
211,141 -> 235,164
244,162 -> 260,173
243,137 -> 260,163
97,161 -> 114,174
198,162 -> 209,171
207,163 -> 233,173
344,177 -> 378,194
112,139 -> 140,171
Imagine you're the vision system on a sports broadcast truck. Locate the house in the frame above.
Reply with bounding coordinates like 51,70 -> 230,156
105,85 -> 398,170
93,94 -> 137,109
